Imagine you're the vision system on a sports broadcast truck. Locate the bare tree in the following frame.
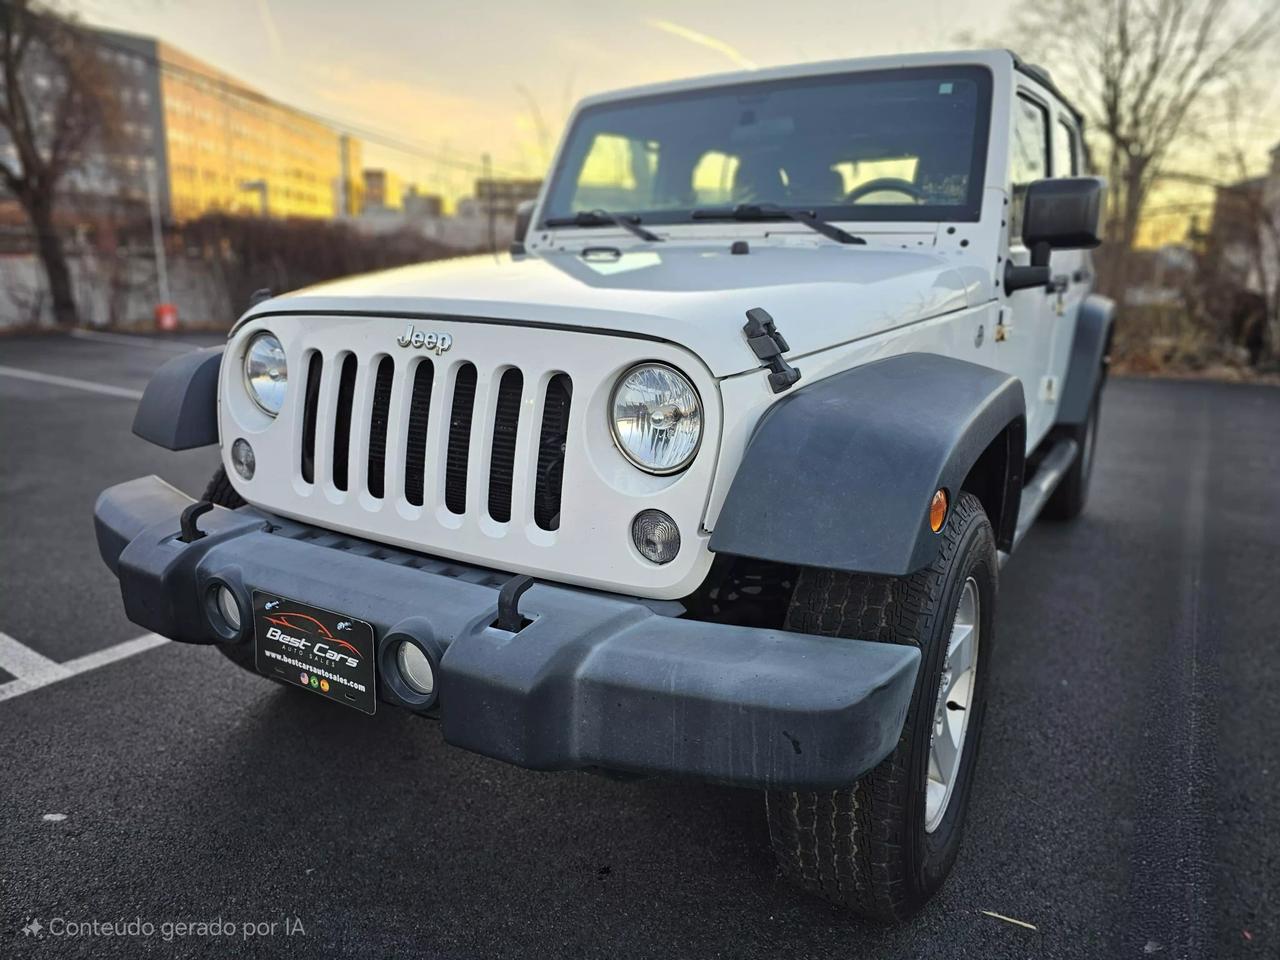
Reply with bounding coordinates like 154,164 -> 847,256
1006,0 -> 1278,299
1251,168 -> 1280,364
0,0 -> 116,325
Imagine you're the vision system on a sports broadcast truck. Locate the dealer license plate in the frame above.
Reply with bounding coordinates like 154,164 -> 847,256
253,592 -> 376,715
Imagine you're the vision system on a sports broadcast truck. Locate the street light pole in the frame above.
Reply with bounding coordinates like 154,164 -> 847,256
146,164 -> 170,306
483,152 -> 494,255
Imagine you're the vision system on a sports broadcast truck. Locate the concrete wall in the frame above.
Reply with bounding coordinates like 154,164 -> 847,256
0,252 -> 234,330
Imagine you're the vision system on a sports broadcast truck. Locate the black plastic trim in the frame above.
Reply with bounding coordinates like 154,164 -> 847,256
1058,294 -> 1115,426
131,346 -> 223,450
93,475 -> 921,789
709,353 -> 1026,575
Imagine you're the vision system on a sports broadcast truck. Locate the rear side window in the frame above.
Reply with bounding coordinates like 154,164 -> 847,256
1010,94 -> 1049,241
1054,118 -> 1079,176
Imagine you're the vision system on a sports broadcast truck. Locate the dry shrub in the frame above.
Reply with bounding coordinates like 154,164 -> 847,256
1111,303 -> 1254,375
179,215 -> 471,318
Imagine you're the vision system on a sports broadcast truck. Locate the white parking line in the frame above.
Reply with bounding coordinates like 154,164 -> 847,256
0,364 -> 144,400
68,328 -> 194,352
0,631 -> 168,703
0,631 -> 70,684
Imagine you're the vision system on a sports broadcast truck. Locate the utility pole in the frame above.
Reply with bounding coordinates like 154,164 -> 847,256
338,134 -> 352,218
483,152 -> 495,255
146,164 -> 170,304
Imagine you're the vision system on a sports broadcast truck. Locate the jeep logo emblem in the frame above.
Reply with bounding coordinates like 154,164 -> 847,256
396,323 -> 453,355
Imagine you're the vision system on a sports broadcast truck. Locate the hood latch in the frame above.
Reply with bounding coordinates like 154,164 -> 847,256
743,308 -> 801,393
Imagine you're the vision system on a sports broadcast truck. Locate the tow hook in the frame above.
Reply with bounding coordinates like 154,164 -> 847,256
495,574 -> 535,632
178,500 -> 214,543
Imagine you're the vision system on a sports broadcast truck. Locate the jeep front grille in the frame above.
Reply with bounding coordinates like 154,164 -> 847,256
402,360 -> 435,507
534,373 -> 572,531
222,314 -> 720,599
444,362 -> 477,515
366,356 -> 394,499
486,368 -> 524,523
298,352 -> 571,528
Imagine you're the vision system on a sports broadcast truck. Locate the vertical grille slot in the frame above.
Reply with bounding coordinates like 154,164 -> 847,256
487,369 -> 524,522
300,352 -> 323,483
444,363 -> 477,514
403,360 -> 435,506
534,374 -> 572,531
331,354 -> 357,491
366,356 -> 395,498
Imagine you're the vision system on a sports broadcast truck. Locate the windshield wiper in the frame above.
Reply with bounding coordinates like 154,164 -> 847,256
544,209 -> 663,242
691,203 -> 866,245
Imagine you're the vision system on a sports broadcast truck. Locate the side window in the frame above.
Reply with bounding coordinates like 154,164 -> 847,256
1053,118 -> 1079,177
1010,94 -> 1049,241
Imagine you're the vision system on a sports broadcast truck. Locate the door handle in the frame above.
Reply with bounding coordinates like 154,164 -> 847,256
1045,274 -> 1069,294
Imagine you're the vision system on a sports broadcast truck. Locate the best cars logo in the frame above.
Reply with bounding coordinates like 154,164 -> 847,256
264,612 -> 361,670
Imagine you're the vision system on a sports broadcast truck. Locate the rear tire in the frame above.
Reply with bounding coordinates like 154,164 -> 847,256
766,491 -> 997,921
1043,390 -> 1100,521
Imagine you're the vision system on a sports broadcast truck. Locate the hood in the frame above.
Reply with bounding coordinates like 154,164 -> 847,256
251,244 -> 980,378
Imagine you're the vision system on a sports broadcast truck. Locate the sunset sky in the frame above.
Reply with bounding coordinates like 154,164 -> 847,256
68,0 -> 1016,195
71,0 -> 1280,243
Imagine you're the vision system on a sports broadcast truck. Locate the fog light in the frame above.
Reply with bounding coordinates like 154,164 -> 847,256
632,509 -> 680,564
231,438 -> 255,480
215,584 -> 242,632
396,641 -> 435,696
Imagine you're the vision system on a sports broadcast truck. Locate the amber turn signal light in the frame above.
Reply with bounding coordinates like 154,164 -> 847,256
929,489 -> 948,533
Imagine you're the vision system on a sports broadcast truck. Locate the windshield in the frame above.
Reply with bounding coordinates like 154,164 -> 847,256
542,66 -> 992,228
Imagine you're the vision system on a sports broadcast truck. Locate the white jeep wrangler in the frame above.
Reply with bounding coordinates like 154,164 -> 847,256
96,49 -> 1112,920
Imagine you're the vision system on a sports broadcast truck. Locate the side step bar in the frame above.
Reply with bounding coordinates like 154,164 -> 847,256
998,436 -> 1079,567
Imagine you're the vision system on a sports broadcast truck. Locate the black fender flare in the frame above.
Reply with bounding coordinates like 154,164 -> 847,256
708,353 -> 1026,576
1057,294 -> 1115,426
131,346 -> 223,450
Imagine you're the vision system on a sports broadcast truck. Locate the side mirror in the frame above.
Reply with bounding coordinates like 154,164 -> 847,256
1005,177 -> 1105,293
510,199 -> 537,255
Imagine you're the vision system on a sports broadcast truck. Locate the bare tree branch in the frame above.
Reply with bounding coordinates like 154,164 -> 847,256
1004,0 -> 1279,303
0,0 -> 120,325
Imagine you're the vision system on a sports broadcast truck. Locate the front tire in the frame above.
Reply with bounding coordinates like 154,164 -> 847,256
202,465 -> 246,510
766,491 -> 997,921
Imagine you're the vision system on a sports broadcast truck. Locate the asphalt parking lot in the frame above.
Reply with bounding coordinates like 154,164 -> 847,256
1,330 -> 1277,958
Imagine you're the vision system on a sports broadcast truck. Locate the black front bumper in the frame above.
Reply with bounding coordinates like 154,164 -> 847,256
94,476 -> 920,789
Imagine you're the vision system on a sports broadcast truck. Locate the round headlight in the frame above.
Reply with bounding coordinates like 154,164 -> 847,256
243,332 -> 287,416
610,363 -> 702,474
